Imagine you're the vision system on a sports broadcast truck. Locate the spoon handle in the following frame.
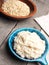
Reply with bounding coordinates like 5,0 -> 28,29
36,58 -> 48,65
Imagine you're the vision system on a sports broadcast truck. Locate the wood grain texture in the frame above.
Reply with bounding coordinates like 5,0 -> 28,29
12,17 -> 41,31
27,62 -> 39,65
32,0 -> 49,17
0,14 -> 17,46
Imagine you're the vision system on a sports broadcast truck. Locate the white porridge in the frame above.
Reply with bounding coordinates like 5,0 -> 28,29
2,0 -> 30,16
14,31 -> 45,59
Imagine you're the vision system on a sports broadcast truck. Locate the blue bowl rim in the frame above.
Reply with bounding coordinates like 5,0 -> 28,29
8,27 -> 49,62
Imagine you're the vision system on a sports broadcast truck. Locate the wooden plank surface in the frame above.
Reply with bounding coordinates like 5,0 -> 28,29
32,0 -> 49,17
13,17 -> 41,30
0,14 -> 17,46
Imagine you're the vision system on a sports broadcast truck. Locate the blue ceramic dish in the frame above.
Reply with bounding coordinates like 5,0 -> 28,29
8,28 -> 49,65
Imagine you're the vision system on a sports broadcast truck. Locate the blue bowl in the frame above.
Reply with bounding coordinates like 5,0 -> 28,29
8,28 -> 49,65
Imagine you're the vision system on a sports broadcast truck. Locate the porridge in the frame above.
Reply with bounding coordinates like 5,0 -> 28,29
14,31 -> 45,59
2,0 -> 30,16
